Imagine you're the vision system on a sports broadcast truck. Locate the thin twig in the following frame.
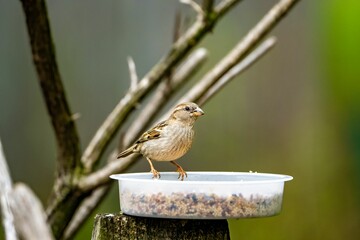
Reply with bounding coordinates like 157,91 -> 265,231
180,0 -> 204,19
127,56 -> 138,91
198,37 -> 277,105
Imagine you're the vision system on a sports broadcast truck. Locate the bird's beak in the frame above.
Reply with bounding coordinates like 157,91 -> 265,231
192,107 -> 204,117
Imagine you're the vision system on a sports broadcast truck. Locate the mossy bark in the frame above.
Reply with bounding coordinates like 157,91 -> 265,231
92,213 -> 230,240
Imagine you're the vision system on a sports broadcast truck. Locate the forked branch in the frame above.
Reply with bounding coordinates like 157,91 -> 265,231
20,0 -> 82,181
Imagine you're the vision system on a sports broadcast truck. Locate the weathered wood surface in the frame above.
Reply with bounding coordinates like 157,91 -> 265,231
92,213 -> 230,240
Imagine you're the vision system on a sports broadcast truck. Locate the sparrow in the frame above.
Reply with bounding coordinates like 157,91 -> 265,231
117,102 -> 204,180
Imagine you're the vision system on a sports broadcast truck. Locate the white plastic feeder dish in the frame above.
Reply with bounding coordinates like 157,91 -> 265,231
110,172 -> 293,219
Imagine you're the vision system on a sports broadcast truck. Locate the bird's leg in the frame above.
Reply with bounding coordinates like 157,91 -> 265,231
146,157 -> 160,179
170,161 -> 187,181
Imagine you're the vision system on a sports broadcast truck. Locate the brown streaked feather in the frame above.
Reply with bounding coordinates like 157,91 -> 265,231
136,120 -> 168,143
117,121 -> 168,159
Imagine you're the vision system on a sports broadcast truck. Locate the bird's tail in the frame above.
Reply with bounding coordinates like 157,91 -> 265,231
117,145 -> 136,158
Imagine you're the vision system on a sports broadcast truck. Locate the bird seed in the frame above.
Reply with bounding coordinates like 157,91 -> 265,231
120,189 -> 282,218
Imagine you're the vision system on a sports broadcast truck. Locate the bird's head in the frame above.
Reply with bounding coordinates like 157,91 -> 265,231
170,102 -> 204,125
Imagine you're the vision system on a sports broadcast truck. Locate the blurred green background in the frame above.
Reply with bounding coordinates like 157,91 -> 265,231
1,0 -> 360,239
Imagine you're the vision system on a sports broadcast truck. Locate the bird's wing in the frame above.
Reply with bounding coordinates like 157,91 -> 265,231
135,120 -> 168,143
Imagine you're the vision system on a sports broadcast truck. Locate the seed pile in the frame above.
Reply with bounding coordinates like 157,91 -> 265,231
121,190 -> 282,218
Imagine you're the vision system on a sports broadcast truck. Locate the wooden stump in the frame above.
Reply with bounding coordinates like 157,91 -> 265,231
92,213 -> 230,240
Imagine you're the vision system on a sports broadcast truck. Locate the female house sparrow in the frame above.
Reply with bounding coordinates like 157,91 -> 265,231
117,102 -> 204,180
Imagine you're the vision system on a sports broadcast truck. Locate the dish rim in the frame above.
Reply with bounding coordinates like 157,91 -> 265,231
110,171 -> 293,185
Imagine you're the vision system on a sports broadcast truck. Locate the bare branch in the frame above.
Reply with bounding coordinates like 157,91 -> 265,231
127,56 -> 138,91
20,0 -> 82,178
198,37 -> 277,105
0,139 -> 17,240
179,0 -> 300,104
81,1 -> 242,173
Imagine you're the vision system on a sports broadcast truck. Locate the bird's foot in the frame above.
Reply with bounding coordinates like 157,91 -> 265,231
146,157 -> 160,179
150,168 -> 161,179
176,166 -> 187,181
170,161 -> 187,181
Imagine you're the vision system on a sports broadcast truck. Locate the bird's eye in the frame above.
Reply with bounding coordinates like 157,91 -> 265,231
185,106 -> 190,111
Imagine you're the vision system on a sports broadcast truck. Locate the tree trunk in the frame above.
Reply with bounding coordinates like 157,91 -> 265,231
91,213 -> 230,240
